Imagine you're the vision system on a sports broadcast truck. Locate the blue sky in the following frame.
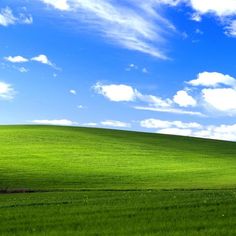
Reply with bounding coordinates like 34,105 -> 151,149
1,0 -> 236,141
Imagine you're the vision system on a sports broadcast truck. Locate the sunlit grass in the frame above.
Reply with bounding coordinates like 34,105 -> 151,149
0,125 -> 235,235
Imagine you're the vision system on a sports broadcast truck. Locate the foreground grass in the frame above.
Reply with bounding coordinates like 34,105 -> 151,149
1,190 -> 236,236
0,125 -> 236,235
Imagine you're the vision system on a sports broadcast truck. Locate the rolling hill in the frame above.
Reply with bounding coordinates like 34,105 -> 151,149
0,125 -> 236,235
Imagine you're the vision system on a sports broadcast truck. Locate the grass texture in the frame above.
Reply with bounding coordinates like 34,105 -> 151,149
0,125 -> 236,235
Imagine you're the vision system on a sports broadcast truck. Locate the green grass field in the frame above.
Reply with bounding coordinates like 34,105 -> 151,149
0,125 -> 236,235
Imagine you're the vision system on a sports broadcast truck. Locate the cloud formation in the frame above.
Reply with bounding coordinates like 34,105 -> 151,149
39,0 -> 178,58
140,118 -> 236,141
94,70 -> 236,117
94,82 -> 204,116
0,7 -> 33,27
202,88 -> 236,114
38,0 -> 236,53
186,71 -> 236,115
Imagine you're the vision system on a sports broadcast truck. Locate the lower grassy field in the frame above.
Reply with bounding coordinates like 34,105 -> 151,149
0,125 -> 236,235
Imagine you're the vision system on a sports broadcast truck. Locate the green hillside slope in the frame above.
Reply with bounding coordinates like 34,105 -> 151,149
0,125 -> 236,236
0,125 -> 236,191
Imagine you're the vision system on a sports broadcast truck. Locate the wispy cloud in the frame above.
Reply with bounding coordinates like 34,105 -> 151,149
38,0 -> 236,55
134,106 -> 205,116
77,105 -> 85,109
0,81 -> 15,100
17,67 -> 29,73
0,7 -> 33,27
125,64 -> 149,74
39,0 -> 177,59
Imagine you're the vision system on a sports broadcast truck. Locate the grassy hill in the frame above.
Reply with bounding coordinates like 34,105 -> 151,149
0,125 -> 236,235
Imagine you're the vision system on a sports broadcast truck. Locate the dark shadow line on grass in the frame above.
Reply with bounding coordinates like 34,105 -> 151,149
1,187 -> 236,195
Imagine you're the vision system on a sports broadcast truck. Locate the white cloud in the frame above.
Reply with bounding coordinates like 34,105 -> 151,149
41,0 -> 70,10
0,81 -> 15,100
101,120 -> 131,128
31,54 -> 54,67
140,118 -> 202,129
158,128 -> 193,136
202,88 -> 236,114
94,83 -> 137,102
0,7 -> 33,27
173,90 -> 197,107
32,119 -> 78,126
4,56 -> 29,63
83,122 -> 97,126
188,72 -> 236,88
70,89 -> 76,95
188,0 -> 236,17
